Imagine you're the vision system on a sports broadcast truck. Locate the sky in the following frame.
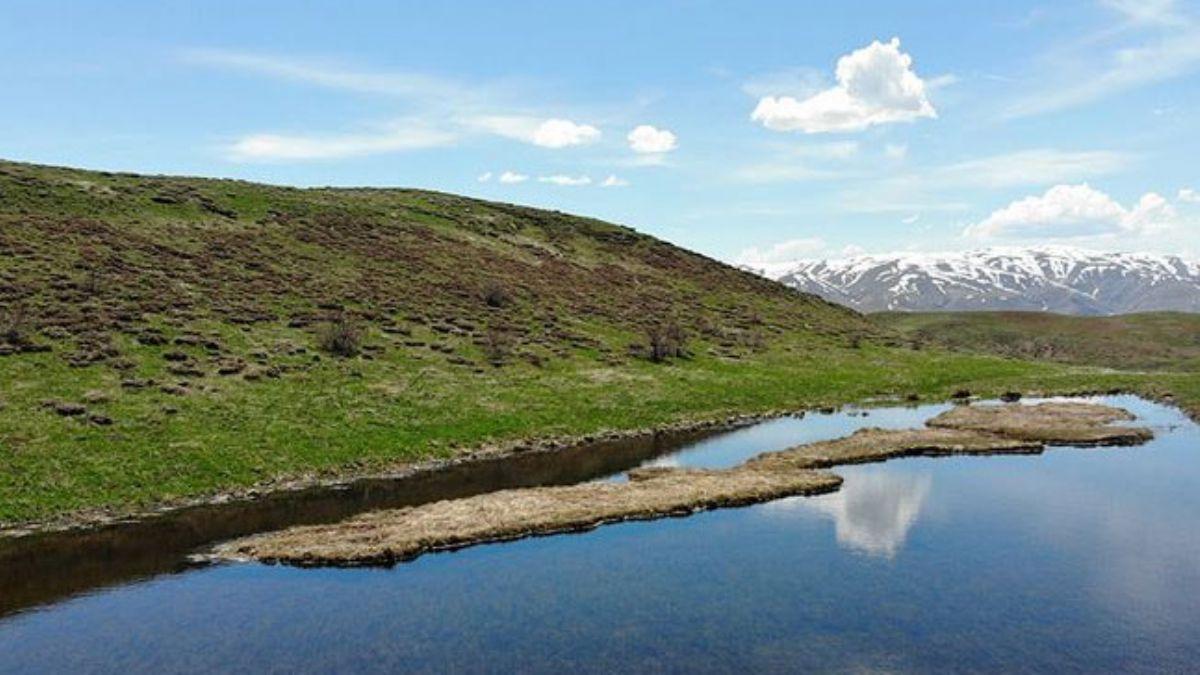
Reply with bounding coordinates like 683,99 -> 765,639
1,0 -> 1197,269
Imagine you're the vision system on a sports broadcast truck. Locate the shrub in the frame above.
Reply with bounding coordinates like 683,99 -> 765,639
0,304 -> 30,346
482,282 -> 512,308
483,325 -> 515,364
317,316 -> 362,357
644,321 -> 688,362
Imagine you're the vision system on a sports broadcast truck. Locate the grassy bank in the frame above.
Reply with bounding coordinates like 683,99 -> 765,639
2,333 -> 1194,526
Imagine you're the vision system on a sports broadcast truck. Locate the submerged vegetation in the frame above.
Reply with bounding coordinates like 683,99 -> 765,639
0,159 -> 1196,528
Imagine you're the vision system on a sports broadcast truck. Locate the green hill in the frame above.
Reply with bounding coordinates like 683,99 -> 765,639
0,160 -> 1192,528
877,311 -> 1200,372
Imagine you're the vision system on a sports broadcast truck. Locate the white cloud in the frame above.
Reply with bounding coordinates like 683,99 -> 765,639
837,147 -> 1130,215
1178,187 -> 1199,202
901,214 -> 920,224
751,38 -> 936,133
225,122 -> 456,161
964,183 -> 1179,240
627,125 -> 678,153
180,48 -> 483,103
600,174 -> 629,188
735,237 -> 828,275
933,149 -> 1129,189
185,50 -> 612,156
1103,0 -> 1188,26
533,119 -> 601,148
885,143 -> 908,160
477,171 -> 493,182
498,171 -> 528,184
1003,2 -> 1200,118
467,116 -> 600,148
538,174 -> 592,186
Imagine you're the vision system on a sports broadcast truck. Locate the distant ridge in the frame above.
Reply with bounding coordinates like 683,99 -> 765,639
765,247 -> 1200,315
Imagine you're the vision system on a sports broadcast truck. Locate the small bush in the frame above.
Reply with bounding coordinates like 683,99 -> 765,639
644,321 -> 688,362
483,325 -> 515,364
742,328 -> 766,352
482,282 -> 512,308
0,304 -> 30,346
317,317 -> 362,357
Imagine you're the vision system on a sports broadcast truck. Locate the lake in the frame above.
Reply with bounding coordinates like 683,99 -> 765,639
1,396 -> 1196,673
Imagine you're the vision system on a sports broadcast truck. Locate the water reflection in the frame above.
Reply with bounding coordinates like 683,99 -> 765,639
766,469 -> 933,558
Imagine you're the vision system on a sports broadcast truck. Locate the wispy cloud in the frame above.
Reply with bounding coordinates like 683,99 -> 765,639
1002,1 -> 1200,118
730,140 -> 860,183
183,48 -> 605,159
226,121 -> 457,161
180,48 -> 495,104
462,115 -> 600,148
498,171 -> 528,184
538,174 -> 592,186
833,148 -> 1129,214
734,237 -> 828,275
928,148 -> 1131,189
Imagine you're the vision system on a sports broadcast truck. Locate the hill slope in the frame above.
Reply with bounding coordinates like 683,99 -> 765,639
772,248 -> 1200,315
0,159 -> 869,368
877,311 -> 1200,372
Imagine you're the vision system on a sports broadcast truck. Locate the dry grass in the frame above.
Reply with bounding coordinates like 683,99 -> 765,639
211,466 -> 842,566
927,401 -> 1153,445
209,400 -> 1151,566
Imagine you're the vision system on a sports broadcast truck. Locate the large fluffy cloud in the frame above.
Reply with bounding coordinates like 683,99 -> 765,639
964,184 -> 1178,240
751,38 -> 936,133
627,125 -> 678,153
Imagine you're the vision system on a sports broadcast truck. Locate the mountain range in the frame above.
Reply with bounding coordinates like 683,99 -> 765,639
769,247 -> 1200,315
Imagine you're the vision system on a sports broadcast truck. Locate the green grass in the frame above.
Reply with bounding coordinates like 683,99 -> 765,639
877,311 -> 1200,372
0,159 -> 1196,526
3,331 -> 1192,525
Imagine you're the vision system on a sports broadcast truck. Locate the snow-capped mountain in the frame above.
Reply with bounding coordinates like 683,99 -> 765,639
770,247 -> 1200,315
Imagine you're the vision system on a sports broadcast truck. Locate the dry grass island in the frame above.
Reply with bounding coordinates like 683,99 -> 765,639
210,401 -> 1151,566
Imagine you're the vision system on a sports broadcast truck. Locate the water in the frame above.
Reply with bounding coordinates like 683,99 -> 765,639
1,396 -> 1197,673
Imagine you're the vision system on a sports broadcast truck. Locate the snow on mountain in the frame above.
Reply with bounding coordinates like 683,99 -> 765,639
768,247 -> 1200,315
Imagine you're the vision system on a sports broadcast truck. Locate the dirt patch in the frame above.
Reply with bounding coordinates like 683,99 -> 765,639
209,401 -> 1151,567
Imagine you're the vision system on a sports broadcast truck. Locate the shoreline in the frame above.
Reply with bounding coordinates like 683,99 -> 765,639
1,385 -> 1190,540
209,401 -> 1152,566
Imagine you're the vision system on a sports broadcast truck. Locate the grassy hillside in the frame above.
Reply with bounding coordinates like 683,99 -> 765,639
0,160 -> 1194,527
877,311 -> 1200,372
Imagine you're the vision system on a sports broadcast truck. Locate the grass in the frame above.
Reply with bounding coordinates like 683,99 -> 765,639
877,311 -> 1200,372
3,333 -> 1192,526
0,159 -> 1196,527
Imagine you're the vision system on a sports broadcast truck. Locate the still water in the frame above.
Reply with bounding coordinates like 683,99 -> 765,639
0,396 -> 1196,673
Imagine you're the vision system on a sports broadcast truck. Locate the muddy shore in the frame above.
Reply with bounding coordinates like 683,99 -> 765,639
210,401 -> 1153,566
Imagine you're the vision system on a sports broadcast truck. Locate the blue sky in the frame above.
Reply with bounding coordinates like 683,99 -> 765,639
1,0 -> 1197,268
